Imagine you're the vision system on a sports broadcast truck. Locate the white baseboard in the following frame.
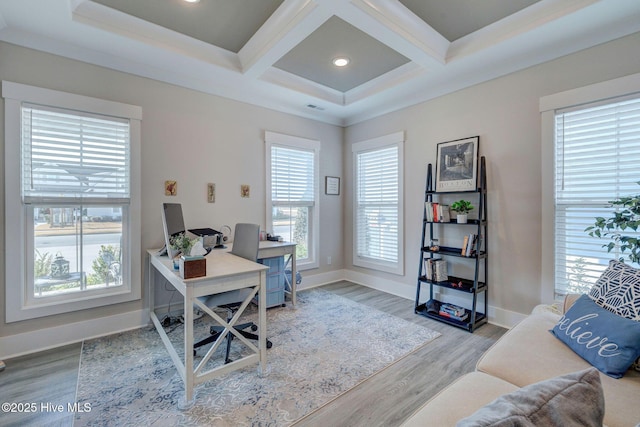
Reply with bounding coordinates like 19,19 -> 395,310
341,269 -> 525,329
1,269 -> 527,359
0,309 -> 149,360
296,269 -> 349,290
342,269 -> 416,300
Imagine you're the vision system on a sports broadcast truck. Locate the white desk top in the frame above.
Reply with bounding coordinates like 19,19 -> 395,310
257,240 -> 296,249
148,249 -> 267,285
209,240 -> 296,255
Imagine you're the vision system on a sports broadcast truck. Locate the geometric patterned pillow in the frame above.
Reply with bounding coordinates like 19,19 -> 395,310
588,260 -> 640,321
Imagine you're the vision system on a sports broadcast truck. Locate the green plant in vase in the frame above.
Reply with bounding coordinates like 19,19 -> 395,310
451,200 -> 474,224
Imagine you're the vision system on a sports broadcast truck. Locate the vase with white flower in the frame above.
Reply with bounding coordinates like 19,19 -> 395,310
169,233 -> 199,257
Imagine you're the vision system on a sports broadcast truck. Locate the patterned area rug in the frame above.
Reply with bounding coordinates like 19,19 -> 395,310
75,289 -> 440,426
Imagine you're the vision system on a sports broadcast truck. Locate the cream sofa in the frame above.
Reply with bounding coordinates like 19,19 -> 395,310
402,297 -> 640,427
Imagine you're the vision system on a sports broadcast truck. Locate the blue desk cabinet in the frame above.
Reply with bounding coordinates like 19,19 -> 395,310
256,256 -> 285,308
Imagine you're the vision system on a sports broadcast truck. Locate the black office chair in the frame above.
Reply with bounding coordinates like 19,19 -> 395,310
193,223 -> 272,363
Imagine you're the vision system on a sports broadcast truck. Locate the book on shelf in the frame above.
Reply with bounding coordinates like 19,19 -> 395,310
423,258 -> 431,280
464,233 -> 478,257
439,310 -> 469,322
425,202 -> 434,222
425,202 -> 450,223
437,204 -> 450,222
440,303 -> 466,317
461,235 -> 469,256
434,259 -> 448,281
423,258 -> 447,282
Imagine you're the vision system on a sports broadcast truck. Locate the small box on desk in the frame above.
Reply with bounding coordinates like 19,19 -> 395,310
179,256 -> 206,279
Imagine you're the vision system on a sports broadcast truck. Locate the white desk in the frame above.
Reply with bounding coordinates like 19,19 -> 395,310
224,241 -> 297,306
148,249 -> 269,407
258,241 -> 297,306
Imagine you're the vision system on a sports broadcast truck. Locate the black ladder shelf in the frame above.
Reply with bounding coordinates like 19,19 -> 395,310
414,156 -> 488,332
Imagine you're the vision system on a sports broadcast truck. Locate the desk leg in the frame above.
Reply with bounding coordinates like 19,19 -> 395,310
290,251 -> 297,307
147,256 -> 154,323
182,286 -> 195,408
258,269 -> 268,376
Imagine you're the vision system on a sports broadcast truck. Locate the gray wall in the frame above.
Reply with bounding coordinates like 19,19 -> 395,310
1,29 -> 640,347
345,31 -> 640,324
0,41 -> 344,340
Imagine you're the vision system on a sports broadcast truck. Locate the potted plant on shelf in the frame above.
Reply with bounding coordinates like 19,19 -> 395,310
451,200 -> 474,224
585,181 -> 640,264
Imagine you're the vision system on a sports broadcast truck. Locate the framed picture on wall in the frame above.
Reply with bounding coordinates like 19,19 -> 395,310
435,136 -> 479,192
165,180 -> 177,196
325,176 -> 340,195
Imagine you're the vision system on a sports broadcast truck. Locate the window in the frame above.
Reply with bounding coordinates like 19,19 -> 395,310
3,81 -> 141,322
541,74 -> 640,302
352,132 -> 404,275
265,131 -> 319,269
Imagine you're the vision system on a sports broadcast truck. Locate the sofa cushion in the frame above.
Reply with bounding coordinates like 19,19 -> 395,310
589,259 -> 640,321
550,294 -> 640,378
477,311 -> 640,427
456,368 -> 604,427
400,372 -> 518,427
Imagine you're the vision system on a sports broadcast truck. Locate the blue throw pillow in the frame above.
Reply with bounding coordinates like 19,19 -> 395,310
550,294 -> 640,378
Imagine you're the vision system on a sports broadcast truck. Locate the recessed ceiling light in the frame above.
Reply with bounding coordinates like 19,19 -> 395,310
184,0 -> 200,3
332,57 -> 350,67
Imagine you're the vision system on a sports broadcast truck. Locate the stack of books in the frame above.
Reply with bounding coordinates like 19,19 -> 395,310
424,258 -> 448,282
461,233 -> 482,257
425,202 -> 450,223
439,303 -> 469,321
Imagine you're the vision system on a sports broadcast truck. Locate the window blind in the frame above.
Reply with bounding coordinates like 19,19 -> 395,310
22,104 -> 130,203
271,145 -> 315,205
355,145 -> 399,263
554,95 -> 640,296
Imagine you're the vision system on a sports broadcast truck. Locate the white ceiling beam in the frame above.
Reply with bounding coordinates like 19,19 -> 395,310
344,0 -> 449,68
344,62 -> 426,105
448,0 -> 599,62
260,67 -> 345,105
71,0 -> 240,71
238,0 -> 331,79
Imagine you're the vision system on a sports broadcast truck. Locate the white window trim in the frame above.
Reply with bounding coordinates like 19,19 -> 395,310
265,131 -> 320,270
540,72 -> 640,304
3,81 -> 142,322
352,131 -> 404,275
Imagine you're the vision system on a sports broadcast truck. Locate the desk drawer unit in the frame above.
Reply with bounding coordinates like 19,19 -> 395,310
256,256 -> 285,308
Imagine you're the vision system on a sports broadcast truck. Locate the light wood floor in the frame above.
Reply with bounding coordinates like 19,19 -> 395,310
294,281 -> 506,427
0,281 -> 506,427
0,342 -> 81,427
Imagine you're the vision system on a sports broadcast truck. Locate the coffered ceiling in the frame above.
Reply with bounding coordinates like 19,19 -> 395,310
0,0 -> 639,126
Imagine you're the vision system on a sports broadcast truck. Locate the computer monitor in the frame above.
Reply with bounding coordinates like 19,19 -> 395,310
161,203 -> 186,259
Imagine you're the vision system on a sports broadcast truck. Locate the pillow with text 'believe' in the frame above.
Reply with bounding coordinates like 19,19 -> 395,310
550,294 -> 640,378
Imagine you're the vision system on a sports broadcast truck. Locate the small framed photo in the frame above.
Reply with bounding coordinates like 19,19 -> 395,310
165,180 -> 177,196
325,176 -> 340,195
241,184 -> 250,198
435,136 -> 479,192
207,183 -> 215,203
